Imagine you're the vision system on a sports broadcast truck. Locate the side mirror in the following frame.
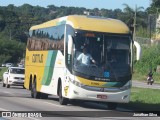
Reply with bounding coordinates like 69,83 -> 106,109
134,41 -> 141,61
4,72 -> 8,74
68,35 -> 73,55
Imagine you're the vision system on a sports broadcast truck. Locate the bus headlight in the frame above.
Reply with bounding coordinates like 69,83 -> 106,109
69,78 -> 85,88
119,84 -> 131,90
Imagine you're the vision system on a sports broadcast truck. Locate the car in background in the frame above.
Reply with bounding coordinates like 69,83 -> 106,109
5,63 -> 14,67
2,67 -> 25,88
18,63 -> 24,68
1,63 -> 6,67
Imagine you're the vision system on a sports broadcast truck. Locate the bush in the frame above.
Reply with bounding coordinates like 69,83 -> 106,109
133,44 -> 160,83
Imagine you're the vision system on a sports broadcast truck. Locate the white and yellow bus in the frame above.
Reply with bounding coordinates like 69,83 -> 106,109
24,15 -> 138,109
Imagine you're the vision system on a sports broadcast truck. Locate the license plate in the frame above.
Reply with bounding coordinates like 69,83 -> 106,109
97,95 -> 107,99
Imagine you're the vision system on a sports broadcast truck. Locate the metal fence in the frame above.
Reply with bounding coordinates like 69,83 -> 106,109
135,37 -> 151,45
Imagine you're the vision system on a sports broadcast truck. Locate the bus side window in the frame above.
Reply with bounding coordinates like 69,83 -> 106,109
27,38 -> 32,50
28,38 -> 35,51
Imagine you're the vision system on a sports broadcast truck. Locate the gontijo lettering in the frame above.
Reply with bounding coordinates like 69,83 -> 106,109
32,54 -> 43,63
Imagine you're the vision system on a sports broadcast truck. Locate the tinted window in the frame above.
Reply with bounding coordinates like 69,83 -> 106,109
28,25 -> 65,51
10,68 -> 25,74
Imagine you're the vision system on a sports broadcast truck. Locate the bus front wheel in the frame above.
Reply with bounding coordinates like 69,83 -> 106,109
59,83 -> 68,105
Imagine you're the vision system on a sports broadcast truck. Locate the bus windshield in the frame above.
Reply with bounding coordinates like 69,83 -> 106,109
73,31 -> 132,81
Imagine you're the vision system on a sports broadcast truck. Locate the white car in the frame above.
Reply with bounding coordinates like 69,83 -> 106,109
5,63 -> 14,67
2,67 -> 25,88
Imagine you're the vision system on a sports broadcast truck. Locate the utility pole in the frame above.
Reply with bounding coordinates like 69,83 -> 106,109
149,14 -> 152,40
133,5 -> 137,41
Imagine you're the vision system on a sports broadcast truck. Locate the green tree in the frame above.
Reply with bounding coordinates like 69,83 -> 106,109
147,0 -> 160,16
0,38 -> 26,64
122,4 -> 149,38
0,10 -> 5,31
122,4 -> 144,26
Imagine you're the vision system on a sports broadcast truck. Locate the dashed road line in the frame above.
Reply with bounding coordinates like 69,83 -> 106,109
43,101 -> 64,108
1,91 -> 15,96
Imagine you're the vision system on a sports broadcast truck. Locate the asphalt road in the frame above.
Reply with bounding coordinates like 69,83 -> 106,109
132,80 -> 160,89
0,82 -> 159,120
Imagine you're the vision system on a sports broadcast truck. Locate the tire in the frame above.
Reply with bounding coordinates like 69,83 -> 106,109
59,83 -> 68,105
2,82 -> 6,87
6,79 -> 10,88
6,84 -> 10,88
31,81 -> 41,99
31,83 -> 34,98
22,85 -> 25,89
107,102 -> 118,110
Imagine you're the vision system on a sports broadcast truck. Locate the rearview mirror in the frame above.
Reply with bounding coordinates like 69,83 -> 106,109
134,41 -> 141,61
68,35 -> 73,55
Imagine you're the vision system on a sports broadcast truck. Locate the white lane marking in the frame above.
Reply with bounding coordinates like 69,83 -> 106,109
29,117 -> 41,120
43,101 -> 64,108
2,91 -> 15,95
0,107 -> 10,111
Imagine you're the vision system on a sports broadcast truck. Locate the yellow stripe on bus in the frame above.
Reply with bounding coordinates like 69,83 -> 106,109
76,76 -> 107,87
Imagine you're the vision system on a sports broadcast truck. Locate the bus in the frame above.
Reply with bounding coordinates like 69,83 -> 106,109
24,15 -> 140,109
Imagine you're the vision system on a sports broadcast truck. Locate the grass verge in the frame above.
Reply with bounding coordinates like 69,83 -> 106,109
119,87 -> 160,111
0,67 -> 7,81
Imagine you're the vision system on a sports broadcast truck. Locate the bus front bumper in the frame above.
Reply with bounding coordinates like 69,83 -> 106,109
66,83 -> 131,103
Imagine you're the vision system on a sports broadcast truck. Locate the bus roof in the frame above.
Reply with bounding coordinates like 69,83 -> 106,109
30,15 -> 130,34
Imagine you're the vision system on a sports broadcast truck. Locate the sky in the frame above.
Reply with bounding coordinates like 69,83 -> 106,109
1,0 -> 150,10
